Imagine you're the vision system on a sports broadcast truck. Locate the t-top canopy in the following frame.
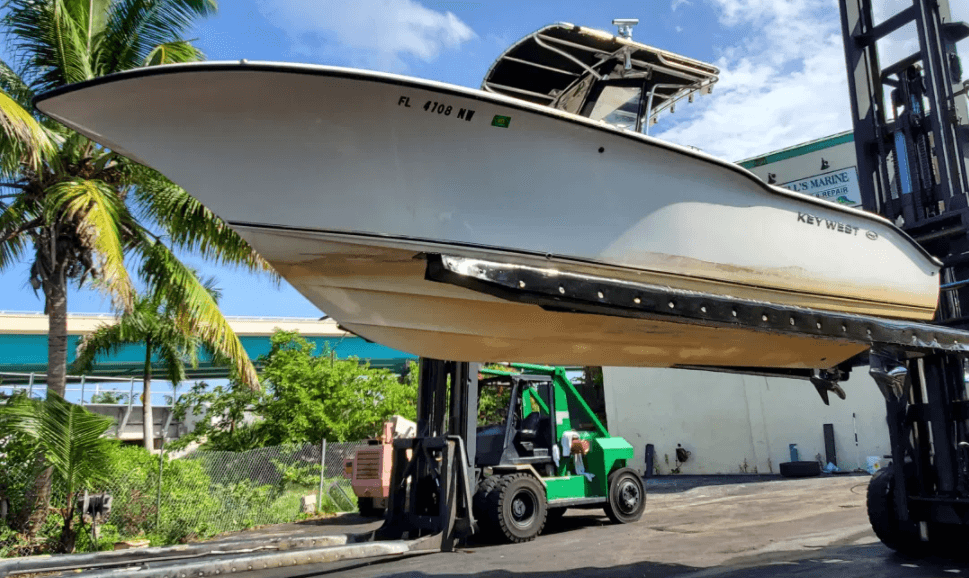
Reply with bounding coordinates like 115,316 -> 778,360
482,23 -> 719,127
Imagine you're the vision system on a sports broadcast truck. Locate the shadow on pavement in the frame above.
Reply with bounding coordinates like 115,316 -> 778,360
277,542 -> 969,578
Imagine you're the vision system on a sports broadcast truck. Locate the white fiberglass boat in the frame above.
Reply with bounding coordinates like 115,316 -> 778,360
36,23 -> 941,370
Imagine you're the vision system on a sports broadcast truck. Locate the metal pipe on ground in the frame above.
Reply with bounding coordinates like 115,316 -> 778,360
0,534 -> 352,576
73,541 -> 422,578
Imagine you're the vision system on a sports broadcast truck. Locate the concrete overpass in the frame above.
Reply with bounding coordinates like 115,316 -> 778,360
0,311 -> 415,382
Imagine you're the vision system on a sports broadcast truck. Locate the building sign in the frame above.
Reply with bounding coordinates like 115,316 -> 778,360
781,167 -> 862,207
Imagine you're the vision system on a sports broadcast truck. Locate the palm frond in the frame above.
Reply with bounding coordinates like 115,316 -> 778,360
0,57 -> 35,109
71,321 -> 128,373
143,39 -> 203,66
3,0 -> 94,92
132,170 -> 276,277
98,0 -> 216,74
139,239 -> 259,390
0,393 -> 116,497
156,339 -> 189,384
74,0 -> 115,55
45,179 -> 135,311
0,194 -> 40,272
0,89 -> 55,174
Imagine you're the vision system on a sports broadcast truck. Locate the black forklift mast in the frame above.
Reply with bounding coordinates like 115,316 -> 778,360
839,0 -> 969,542
378,359 -> 479,550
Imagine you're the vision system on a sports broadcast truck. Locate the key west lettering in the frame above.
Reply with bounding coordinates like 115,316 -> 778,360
796,212 -> 871,237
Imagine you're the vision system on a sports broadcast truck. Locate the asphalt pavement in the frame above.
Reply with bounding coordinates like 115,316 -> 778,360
230,475 -> 969,578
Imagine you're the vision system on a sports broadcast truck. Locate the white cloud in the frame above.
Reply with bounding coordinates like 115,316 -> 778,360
654,0 -> 968,162
671,0 -> 693,11
257,0 -> 476,71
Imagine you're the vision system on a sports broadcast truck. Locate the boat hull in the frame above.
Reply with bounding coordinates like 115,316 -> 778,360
235,224 -> 870,368
35,63 -> 941,367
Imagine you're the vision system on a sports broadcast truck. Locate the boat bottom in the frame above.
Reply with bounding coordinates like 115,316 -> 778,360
234,226 -> 873,369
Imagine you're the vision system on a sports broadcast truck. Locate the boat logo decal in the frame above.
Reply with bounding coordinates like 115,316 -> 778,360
797,212 -> 871,238
398,95 -> 475,122
491,115 -> 511,128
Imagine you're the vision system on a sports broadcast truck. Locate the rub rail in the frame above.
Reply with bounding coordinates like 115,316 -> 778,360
425,253 -> 969,355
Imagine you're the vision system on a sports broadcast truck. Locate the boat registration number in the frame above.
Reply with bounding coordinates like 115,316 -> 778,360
397,96 -> 476,122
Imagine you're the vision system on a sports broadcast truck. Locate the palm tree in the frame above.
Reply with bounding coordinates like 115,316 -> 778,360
0,0 -> 269,534
0,392 -> 118,552
73,287 -> 228,451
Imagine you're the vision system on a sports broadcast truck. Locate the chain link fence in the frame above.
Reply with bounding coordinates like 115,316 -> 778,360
1,440 -> 368,556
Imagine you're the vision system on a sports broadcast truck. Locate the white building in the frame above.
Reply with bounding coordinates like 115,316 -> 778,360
603,366 -> 889,474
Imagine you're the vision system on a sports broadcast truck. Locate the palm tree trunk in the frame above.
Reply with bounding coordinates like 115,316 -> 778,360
59,496 -> 77,553
46,272 -> 69,398
143,338 -> 154,451
16,266 -> 70,535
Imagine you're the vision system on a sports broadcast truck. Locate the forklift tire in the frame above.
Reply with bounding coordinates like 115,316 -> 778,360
357,497 -> 384,518
488,474 -> 547,543
867,466 -> 927,557
604,468 -> 646,524
473,475 -> 502,532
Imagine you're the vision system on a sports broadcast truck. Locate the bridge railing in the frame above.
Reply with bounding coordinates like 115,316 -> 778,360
0,371 -> 180,406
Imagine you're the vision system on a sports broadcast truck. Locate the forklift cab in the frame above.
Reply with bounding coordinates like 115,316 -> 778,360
475,373 -> 556,472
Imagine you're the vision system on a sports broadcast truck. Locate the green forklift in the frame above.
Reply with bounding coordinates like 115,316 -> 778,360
471,364 -> 644,543
378,360 -> 643,547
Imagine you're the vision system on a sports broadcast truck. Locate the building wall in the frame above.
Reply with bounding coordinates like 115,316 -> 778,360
603,366 -> 890,475
739,132 -> 863,208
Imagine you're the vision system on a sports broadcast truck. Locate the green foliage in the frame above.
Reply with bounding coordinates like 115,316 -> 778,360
0,394 -> 42,520
0,393 -> 118,551
477,383 -> 512,427
2,437 -> 352,558
168,380 -> 263,452
477,364 -> 518,427
89,390 -> 129,404
275,460 -> 322,491
101,445 -> 218,544
0,394 -> 116,502
173,332 -> 419,450
73,522 -> 121,552
257,332 -> 418,443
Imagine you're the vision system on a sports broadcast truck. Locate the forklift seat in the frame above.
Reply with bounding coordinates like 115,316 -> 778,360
519,412 -> 541,440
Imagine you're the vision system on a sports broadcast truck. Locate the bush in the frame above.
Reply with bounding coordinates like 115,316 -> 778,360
100,446 -> 220,544
2,442 -> 353,557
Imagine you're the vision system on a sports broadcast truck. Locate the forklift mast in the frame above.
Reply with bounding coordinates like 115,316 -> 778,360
839,0 -> 969,550
840,0 -> 969,324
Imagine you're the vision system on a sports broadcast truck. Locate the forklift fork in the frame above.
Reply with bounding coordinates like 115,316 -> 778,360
376,360 -> 480,551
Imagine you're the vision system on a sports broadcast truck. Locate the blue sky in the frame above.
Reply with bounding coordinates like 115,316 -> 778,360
2,0 -> 967,318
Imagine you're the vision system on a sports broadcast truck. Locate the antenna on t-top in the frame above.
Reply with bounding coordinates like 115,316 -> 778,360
612,18 -> 639,41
